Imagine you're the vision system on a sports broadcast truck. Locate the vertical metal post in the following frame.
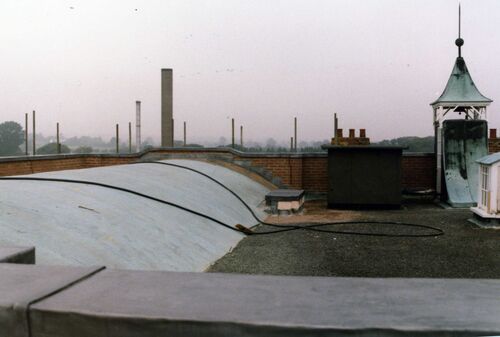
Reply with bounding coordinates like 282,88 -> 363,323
240,125 -> 243,148
24,113 -> 28,155
436,126 -> 442,196
290,137 -> 294,152
136,101 -> 141,152
334,113 -> 338,145
128,122 -> 132,153
171,118 -> 174,147
56,122 -> 60,154
231,118 -> 235,148
116,124 -> 119,153
32,110 -> 36,155
294,117 -> 297,151
435,107 -> 442,197
183,121 -> 186,147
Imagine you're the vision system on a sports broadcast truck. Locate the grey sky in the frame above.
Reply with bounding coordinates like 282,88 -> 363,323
1,0 -> 499,143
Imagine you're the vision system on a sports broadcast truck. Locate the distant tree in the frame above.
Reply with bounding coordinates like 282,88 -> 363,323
108,137 -> 117,148
265,138 -> 277,149
0,121 -> 24,156
142,144 -> 154,151
65,136 -> 107,148
374,136 -> 434,153
37,143 -> 71,155
141,137 -> 156,147
118,142 -> 131,154
73,146 -> 93,154
218,137 -> 227,146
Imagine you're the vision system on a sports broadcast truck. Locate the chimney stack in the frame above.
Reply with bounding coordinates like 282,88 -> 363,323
161,69 -> 173,147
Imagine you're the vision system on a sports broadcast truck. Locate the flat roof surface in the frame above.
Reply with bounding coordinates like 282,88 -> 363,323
209,201 -> 500,278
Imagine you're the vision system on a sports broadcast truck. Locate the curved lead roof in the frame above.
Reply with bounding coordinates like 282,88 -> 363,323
0,160 -> 270,271
431,57 -> 492,106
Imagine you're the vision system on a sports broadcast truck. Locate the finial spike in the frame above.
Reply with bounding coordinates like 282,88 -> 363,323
459,3 -> 461,38
455,3 -> 464,57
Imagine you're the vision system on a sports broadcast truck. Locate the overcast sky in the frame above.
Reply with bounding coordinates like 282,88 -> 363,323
0,0 -> 499,143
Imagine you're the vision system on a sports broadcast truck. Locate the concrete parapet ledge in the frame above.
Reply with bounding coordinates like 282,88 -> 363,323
0,266 -> 495,337
0,246 -> 35,264
0,264 -> 104,337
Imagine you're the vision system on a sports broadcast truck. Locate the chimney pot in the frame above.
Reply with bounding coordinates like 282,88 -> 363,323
336,128 -> 343,138
490,129 -> 497,139
360,129 -> 366,138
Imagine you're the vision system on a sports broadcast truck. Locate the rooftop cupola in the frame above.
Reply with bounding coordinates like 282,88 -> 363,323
431,4 -> 492,122
431,4 -> 493,207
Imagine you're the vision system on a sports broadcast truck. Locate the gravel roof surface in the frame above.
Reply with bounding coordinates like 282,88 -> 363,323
208,201 -> 500,278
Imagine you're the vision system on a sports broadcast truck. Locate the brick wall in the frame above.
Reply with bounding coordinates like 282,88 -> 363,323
489,129 -> 500,153
401,154 -> 436,191
0,155 -> 135,176
0,149 -> 435,193
244,157 -> 298,188
302,157 -> 328,192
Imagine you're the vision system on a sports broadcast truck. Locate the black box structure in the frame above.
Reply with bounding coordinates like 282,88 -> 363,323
322,145 -> 404,209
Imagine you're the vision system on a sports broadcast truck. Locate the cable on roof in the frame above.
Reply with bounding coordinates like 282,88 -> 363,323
136,161 -> 444,238
0,161 -> 444,237
0,176 -> 245,234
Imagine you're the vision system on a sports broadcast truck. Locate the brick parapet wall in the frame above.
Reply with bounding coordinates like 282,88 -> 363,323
0,154 -> 136,176
0,148 -> 435,193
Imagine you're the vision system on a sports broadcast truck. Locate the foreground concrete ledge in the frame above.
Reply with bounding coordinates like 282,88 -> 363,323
0,264 -> 104,337
27,270 -> 500,337
0,246 -> 35,264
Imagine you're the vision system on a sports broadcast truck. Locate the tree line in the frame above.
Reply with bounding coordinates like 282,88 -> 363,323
0,121 -> 156,156
0,121 -> 435,156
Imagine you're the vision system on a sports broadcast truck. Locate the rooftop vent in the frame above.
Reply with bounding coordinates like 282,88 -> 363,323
265,189 -> 305,214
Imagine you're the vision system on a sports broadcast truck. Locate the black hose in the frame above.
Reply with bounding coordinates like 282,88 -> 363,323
138,161 -> 444,238
0,162 -> 444,237
0,176 -> 242,234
